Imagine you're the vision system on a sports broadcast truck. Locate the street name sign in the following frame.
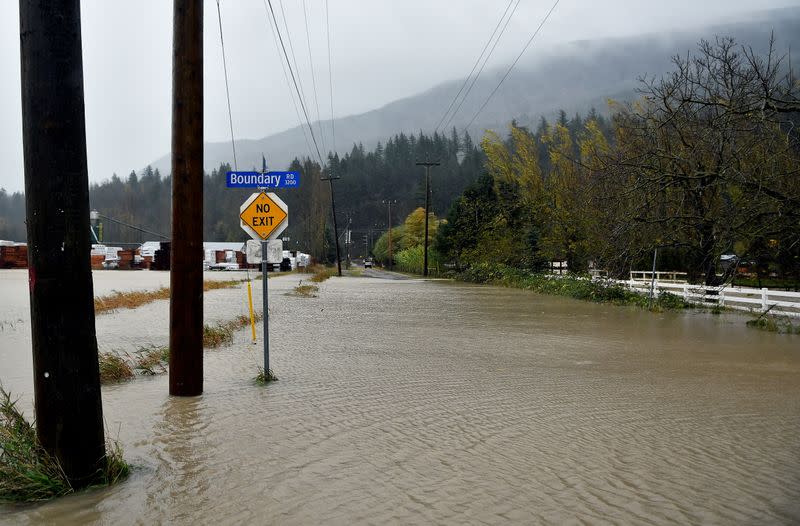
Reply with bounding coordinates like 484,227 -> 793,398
227,171 -> 300,188
239,192 -> 289,240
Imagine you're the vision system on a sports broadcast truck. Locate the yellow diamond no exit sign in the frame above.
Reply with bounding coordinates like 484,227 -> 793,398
239,191 -> 289,240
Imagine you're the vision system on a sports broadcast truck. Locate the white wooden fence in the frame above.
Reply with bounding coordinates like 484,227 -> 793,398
624,279 -> 800,317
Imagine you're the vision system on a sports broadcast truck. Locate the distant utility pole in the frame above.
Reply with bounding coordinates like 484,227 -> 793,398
415,161 -> 440,277
19,0 -> 106,487
321,173 -> 342,276
382,199 -> 396,270
345,216 -> 352,270
169,0 -> 204,397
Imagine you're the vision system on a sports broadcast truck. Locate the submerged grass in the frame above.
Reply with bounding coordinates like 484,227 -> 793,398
97,311 -> 266,384
132,345 -> 170,375
0,387 -> 129,503
305,265 -> 336,283
202,323 -> 234,348
98,352 -> 135,384
457,263 -> 692,311
94,279 -> 244,314
746,315 -> 800,334
254,367 -> 278,385
292,283 -> 319,297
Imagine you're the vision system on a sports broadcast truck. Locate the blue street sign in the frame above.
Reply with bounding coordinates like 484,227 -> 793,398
226,171 -> 300,188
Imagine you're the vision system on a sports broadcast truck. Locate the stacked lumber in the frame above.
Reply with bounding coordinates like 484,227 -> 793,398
90,254 -> 105,269
0,245 -> 28,269
236,251 -> 259,269
117,249 -> 135,270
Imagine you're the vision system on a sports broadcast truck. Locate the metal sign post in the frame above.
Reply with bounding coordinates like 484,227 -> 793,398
268,239 -> 269,378
240,190 -> 289,378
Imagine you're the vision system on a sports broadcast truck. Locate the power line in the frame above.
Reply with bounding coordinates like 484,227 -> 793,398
442,0 -> 523,132
215,0 -> 238,170
264,0 -> 325,165
464,0 -> 561,131
277,0 -> 310,118
302,0 -> 327,155
325,0 -> 336,159
262,0 -> 316,161
433,0 -> 516,134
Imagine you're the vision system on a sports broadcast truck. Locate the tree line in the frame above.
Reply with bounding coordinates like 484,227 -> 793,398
0,130 -> 485,264
2,36 -> 797,285
434,37 -> 799,285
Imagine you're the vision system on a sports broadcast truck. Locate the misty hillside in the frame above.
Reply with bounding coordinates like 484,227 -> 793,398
150,7 -> 800,174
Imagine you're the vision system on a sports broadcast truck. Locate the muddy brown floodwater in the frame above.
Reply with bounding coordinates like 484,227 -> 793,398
1,269 -> 799,524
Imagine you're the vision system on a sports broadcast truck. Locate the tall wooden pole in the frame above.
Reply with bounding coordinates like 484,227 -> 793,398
170,0 -> 204,396
322,175 -> 342,276
19,0 -> 106,486
415,161 -> 440,277
383,199 -> 395,270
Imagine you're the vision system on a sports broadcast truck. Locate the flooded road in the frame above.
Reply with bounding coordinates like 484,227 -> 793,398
1,269 -> 799,524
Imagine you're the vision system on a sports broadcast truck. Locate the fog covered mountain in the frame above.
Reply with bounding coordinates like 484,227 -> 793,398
149,7 -> 800,174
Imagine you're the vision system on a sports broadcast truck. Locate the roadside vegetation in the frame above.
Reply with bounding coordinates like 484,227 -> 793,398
0,387 -> 129,503
97,312 -> 264,385
747,314 -> 800,334
457,263 -> 689,311
292,283 -> 319,297
371,38 -> 800,293
98,352 -> 135,384
254,367 -> 278,385
94,278 -> 244,314
304,265 -> 336,283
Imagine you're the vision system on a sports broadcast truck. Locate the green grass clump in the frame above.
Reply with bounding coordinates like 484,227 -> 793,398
98,352 -> 135,384
0,389 -> 70,501
254,367 -> 278,385
0,387 -> 130,503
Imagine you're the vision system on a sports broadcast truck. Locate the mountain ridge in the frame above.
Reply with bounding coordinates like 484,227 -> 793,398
148,6 -> 800,174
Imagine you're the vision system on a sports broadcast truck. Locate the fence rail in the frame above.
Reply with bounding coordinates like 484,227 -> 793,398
623,279 -> 800,317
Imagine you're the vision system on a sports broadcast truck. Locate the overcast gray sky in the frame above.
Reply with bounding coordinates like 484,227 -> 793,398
1,0 -> 798,192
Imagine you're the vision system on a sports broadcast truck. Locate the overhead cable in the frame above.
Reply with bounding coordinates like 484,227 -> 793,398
463,0 -> 561,131
264,0 -> 325,165
302,0 -> 327,155
325,0 -> 336,159
442,0 -> 523,132
261,0 -> 316,162
433,0 -> 516,134
215,0 -> 238,169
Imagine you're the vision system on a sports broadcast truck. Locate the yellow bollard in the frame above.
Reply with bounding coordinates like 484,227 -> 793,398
247,280 -> 257,344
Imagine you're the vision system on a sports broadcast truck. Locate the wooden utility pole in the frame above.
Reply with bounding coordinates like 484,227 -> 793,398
321,174 -> 342,276
19,0 -> 106,486
382,199 -> 396,270
170,0 -> 204,396
415,161 -> 440,277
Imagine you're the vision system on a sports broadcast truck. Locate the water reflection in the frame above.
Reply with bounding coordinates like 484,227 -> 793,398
147,396 -> 212,521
